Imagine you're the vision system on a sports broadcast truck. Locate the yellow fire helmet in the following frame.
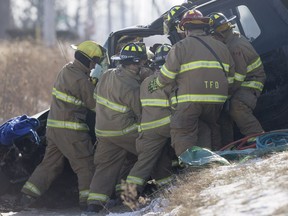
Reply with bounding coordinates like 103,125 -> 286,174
71,40 -> 105,60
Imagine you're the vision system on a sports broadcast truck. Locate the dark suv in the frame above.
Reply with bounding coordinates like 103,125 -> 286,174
105,0 -> 288,132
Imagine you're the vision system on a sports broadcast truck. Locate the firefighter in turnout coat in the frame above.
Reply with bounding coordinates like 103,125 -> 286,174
20,41 -> 106,209
209,12 -> 266,145
148,10 -> 235,156
86,43 -> 147,213
125,44 -> 175,194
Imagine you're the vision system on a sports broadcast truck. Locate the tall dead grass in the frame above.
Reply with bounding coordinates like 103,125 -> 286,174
0,40 -> 74,124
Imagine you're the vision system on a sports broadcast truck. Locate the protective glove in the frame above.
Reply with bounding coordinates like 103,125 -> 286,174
89,77 -> 98,86
90,55 -> 109,80
148,78 -> 159,93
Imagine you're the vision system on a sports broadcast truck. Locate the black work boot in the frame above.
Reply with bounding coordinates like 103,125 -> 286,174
14,194 -> 37,210
79,202 -> 87,211
86,204 -> 103,212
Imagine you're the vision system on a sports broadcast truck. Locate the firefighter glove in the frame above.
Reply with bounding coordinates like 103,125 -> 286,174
148,78 -> 159,93
89,77 -> 98,86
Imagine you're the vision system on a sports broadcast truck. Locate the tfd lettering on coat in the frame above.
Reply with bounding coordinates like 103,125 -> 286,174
204,81 -> 219,89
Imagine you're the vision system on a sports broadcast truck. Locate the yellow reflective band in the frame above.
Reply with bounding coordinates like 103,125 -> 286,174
95,124 -> 138,137
171,94 -> 227,104
156,176 -> 173,186
241,81 -> 264,91
247,57 -> 262,73
180,60 -> 230,73
156,77 -> 165,88
88,193 -> 109,202
52,87 -> 84,106
139,116 -> 171,131
23,181 -> 41,196
79,190 -> 89,199
115,184 -> 122,192
172,160 -> 180,167
234,72 -> 246,82
95,94 -> 129,113
47,119 -> 89,131
160,65 -> 177,79
228,76 -> 234,84
141,99 -> 170,107
126,176 -> 145,186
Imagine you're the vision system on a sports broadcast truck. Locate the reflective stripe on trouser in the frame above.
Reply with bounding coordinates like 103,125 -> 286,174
156,176 -> 174,186
22,181 -> 41,197
170,103 -> 223,156
79,190 -> 90,203
127,127 -> 173,193
22,128 -> 94,203
88,193 -> 109,203
88,133 -> 138,205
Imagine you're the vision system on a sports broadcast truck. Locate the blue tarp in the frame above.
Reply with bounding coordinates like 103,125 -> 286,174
0,115 -> 40,147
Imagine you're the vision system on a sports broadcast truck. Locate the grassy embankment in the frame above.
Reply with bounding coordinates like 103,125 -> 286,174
0,40 -> 73,124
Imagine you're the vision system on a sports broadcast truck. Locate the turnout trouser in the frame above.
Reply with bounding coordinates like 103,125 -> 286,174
88,132 -> 138,205
127,125 -> 173,193
218,110 -> 234,148
170,103 -> 223,156
22,128 -> 95,204
229,88 -> 263,136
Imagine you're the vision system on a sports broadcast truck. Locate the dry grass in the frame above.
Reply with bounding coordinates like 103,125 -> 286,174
0,40 -> 74,124
163,151 -> 288,216
162,167 -> 220,216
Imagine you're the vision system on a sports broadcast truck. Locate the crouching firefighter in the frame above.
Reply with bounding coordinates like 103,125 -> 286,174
18,41 -> 106,210
86,42 -> 147,213
123,44 -> 175,199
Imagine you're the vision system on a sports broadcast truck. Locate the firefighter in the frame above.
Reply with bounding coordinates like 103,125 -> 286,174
138,42 -> 155,82
125,44 -> 175,196
148,9 -> 235,157
209,12 -> 266,145
19,41 -> 106,209
86,42 -> 147,213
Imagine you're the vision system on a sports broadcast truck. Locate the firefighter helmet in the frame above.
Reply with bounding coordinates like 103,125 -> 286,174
152,44 -> 172,67
167,5 -> 189,26
209,12 -> 236,33
179,9 -> 211,31
111,42 -> 147,63
71,40 -> 105,60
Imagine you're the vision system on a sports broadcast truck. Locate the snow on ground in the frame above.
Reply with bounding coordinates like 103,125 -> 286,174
198,157 -> 288,216
1,151 -> 288,216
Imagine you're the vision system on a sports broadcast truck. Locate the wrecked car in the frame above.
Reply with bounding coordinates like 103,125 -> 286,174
1,0 -> 288,209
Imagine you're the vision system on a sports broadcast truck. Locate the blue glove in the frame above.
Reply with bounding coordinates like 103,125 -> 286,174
148,78 -> 159,93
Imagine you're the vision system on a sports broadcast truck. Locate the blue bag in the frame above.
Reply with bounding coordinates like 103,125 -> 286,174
0,115 -> 40,147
